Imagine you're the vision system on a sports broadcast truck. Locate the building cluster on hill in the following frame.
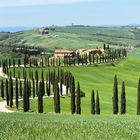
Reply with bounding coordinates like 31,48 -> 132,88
54,45 -> 108,58
38,26 -> 55,35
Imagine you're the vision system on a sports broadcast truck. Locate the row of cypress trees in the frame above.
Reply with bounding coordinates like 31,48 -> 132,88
1,73 -> 140,115
91,90 -> 100,115
113,75 -> 126,114
1,48 -> 127,73
113,75 -> 132,115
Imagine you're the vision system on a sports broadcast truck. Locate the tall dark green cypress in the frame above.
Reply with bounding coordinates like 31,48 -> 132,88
23,78 -> 28,112
137,78 -> 140,115
26,80 -> 30,111
18,59 -> 21,68
38,81 -> 44,113
121,81 -> 126,114
91,89 -> 95,115
60,76 -> 63,96
41,69 -> 45,96
48,70 -> 51,95
35,70 -> 39,96
5,79 -> 9,106
15,78 -> 19,109
113,75 -> 118,114
95,91 -> 100,115
54,81 -> 60,113
9,59 -> 11,68
32,78 -> 35,98
71,76 -> 75,114
1,80 -> 4,99
76,82 -> 81,114
9,76 -> 13,108
19,81 -> 22,98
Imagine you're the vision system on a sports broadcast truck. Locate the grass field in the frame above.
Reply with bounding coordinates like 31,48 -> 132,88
9,49 -> 140,115
0,112 -> 140,140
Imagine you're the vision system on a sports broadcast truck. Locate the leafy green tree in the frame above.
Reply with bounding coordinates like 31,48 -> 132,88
91,89 -> 95,115
121,81 -> 126,114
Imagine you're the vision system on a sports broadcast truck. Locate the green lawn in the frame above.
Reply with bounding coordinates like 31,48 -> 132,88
0,113 -> 140,140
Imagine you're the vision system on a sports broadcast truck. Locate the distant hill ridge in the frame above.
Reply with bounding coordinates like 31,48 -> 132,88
0,27 -> 34,32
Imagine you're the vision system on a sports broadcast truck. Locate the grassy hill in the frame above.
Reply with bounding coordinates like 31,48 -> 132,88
9,49 -> 140,115
1,26 -> 140,51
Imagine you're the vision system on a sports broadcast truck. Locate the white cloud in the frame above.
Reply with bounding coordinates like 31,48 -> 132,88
0,0 -> 101,7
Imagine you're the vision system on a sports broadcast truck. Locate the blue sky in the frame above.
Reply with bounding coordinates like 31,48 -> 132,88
0,0 -> 140,27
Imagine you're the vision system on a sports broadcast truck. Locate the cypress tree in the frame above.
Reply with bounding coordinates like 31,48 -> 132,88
91,89 -> 95,115
76,82 -> 81,114
18,70 -> 20,79
54,81 -> 60,113
32,78 -> 35,98
19,80 -> 22,98
26,80 -> 30,110
18,59 -> 21,68
9,59 -> 11,68
95,91 -> 100,115
113,75 -> 118,114
13,67 -> 15,78
28,80 -> 31,97
35,70 -> 39,96
23,79 -> 28,112
89,53 -> 92,65
29,59 -> 32,67
13,59 -> 15,68
38,81 -> 44,113
71,76 -> 75,114
9,76 -> 13,108
48,70 -> 51,95
137,78 -> 140,115
5,79 -> 9,106
1,80 -> 4,99
121,81 -> 126,114
41,69 -> 45,96
15,78 -> 19,109
60,76 -> 63,96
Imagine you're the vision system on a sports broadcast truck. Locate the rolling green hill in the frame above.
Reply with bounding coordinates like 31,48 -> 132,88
1,26 -> 140,51
9,49 -> 140,115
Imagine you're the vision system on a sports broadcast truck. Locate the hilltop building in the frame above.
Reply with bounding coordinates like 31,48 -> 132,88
54,49 -> 75,58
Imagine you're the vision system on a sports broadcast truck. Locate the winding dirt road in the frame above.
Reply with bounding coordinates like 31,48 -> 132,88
0,67 -> 67,113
